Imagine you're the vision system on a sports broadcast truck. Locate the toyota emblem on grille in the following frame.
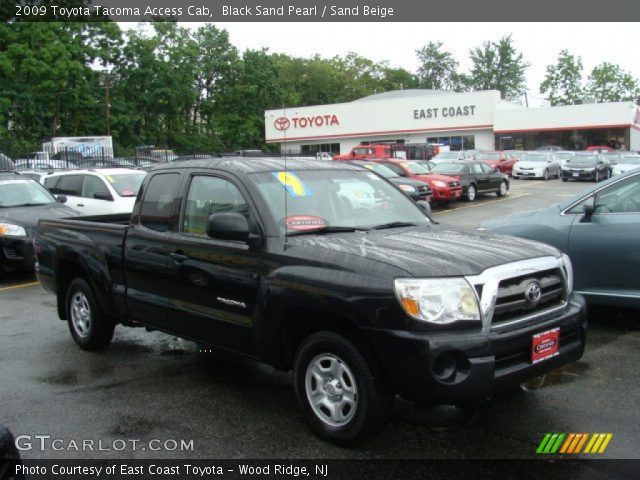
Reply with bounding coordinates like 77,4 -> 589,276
525,281 -> 542,306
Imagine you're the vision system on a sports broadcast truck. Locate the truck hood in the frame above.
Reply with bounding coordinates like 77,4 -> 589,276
287,224 -> 560,278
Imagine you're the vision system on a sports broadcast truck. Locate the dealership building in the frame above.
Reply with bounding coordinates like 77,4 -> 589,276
264,89 -> 640,154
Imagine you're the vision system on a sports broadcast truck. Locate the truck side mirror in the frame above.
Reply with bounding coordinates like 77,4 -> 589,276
207,212 -> 259,246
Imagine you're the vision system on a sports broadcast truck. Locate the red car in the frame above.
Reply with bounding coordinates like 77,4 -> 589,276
473,151 -> 517,175
368,158 -> 462,204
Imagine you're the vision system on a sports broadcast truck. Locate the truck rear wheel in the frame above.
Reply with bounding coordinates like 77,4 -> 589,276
294,331 -> 392,445
66,278 -> 114,351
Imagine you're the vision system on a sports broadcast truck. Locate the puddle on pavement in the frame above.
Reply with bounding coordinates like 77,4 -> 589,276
38,369 -> 79,386
156,336 -> 198,356
522,361 -> 590,391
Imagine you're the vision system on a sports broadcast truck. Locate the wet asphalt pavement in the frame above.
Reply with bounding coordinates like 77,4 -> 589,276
1,178 -> 639,460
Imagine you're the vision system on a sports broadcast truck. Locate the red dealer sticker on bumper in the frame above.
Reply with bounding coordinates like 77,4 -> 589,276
531,327 -> 560,363
282,215 -> 326,231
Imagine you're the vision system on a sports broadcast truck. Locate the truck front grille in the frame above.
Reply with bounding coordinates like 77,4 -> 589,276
464,256 -> 572,332
492,268 -> 566,326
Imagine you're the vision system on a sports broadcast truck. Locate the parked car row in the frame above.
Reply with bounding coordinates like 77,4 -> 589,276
336,156 -> 509,205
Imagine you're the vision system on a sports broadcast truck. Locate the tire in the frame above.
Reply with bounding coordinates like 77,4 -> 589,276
294,331 -> 392,446
465,184 -> 477,202
562,177 -> 568,182
543,169 -> 549,181
497,180 -> 508,197
66,278 -> 115,351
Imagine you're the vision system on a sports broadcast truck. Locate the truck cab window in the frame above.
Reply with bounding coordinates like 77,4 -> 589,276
183,176 -> 249,236
139,173 -> 180,232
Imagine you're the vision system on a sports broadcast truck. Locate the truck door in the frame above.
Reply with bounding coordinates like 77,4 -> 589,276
124,172 -> 181,331
163,172 -> 261,354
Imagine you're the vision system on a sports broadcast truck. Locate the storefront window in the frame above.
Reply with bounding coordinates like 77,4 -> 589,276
300,143 -> 341,155
426,135 -> 475,151
495,128 -> 630,151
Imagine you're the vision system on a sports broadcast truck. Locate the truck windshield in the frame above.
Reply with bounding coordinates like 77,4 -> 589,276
105,172 -> 146,197
0,179 -> 56,207
251,169 -> 430,234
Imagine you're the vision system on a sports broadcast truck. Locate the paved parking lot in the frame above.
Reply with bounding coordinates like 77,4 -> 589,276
1,177 -> 639,460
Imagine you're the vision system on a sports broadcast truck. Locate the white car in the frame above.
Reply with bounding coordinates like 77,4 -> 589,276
41,168 -> 146,216
555,151 -> 576,169
431,151 -> 474,164
612,154 -> 640,176
512,152 -> 561,180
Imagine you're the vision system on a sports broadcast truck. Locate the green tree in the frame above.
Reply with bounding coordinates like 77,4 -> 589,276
0,22 -> 122,156
415,41 -> 461,91
540,50 -> 583,106
585,62 -> 640,103
468,35 -> 529,102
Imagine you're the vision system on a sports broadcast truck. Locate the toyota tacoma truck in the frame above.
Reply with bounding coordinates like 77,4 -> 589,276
34,158 -> 587,445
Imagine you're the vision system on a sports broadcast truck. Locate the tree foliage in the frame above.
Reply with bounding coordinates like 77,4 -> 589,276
585,62 -> 640,103
415,41 -> 463,91
468,35 -> 529,102
1,23 -> 638,157
540,50 -> 584,106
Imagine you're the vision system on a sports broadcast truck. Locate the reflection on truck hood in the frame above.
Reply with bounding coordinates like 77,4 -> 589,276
287,224 -> 559,278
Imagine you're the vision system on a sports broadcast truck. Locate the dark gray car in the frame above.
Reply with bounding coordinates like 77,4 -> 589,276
481,168 -> 640,308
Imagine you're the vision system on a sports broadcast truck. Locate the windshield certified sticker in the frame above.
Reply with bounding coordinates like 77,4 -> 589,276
272,171 -> 313,198
282,215 -> 326,231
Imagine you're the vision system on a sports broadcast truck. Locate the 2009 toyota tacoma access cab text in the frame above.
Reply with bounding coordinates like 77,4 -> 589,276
34,158 -> 587,445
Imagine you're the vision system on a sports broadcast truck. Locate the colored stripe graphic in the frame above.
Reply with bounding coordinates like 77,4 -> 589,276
538,433 -> 612,454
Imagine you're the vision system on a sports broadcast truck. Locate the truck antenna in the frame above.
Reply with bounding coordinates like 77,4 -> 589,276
283,105 -> 288,244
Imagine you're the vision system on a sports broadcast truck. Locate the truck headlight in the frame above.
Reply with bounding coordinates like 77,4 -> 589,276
432,181 -> 446,188
0,223 -> 27,237
398,184 -> 416,193
394,278 -> 480,324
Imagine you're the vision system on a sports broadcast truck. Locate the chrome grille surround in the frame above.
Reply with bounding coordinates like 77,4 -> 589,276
465,255 -> 573,332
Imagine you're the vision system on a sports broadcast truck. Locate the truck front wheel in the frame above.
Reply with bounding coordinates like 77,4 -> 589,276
66,278 -> 115,351
294,331 -> 392,445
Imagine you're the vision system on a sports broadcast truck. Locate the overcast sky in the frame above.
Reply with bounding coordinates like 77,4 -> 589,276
136,22 -> 640,107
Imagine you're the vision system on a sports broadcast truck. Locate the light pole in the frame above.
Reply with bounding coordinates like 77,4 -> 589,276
99,69 -> 116,136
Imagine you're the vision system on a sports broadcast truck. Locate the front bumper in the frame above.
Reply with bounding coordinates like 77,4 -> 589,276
432,187 -> 462,201
0,236 -> 35,272
561,170 -> 597,181
362,293 -> 587,405
512,170 -> 544,179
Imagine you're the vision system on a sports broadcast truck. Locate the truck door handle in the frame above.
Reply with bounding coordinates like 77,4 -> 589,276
169,252 -> 188,262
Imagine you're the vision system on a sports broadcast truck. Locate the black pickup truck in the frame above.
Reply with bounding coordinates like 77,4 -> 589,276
35,158 -> 587,445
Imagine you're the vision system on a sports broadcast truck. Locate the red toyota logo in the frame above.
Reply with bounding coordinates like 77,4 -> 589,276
274,117 -> 290,131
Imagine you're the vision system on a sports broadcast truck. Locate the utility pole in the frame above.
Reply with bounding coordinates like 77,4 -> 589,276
99,69 -> 116,136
